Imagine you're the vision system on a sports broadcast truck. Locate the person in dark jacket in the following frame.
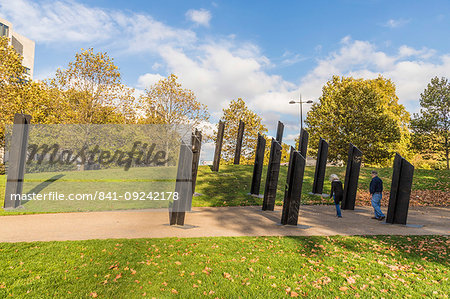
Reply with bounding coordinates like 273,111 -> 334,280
329,174 -> 343,218
370,170 -> 385,221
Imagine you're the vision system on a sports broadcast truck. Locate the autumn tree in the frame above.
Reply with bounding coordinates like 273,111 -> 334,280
305,76 -> 410,166
411,77 -> 449,169
219,98 -> 267,164
0,37 -> 69,140
0,37 -> 71,173
48,48 -> 136,124
139,74 -> 209,127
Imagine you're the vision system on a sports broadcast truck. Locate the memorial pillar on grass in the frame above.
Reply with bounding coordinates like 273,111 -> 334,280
276,121 -> 284,143
297,128 -> 309,158
281,150 -> 306,225
250,133 -> 266,196
4,113 -> 32,209
170,142 -> 193,226
311,138 -> 329,195
212,121 -> 225,172
341,143 -> 362,210
262,138 -> 282,211
191,129 -> 202,194
386,153 -> 414,224
234,120 -> 245,165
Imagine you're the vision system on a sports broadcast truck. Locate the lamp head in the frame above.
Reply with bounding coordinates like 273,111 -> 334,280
306,100 -> 313,104
289,100 -> 296,104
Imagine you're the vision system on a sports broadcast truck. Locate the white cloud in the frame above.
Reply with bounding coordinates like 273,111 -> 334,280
0,0 -> 196,50
137,73 -> 164,89
384,18 -> 410,28
398,45 -> 436,59
296,37 -> 450,112
185,9 -> 212,27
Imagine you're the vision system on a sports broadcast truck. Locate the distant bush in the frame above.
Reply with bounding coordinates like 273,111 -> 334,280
411,154 -> 446,170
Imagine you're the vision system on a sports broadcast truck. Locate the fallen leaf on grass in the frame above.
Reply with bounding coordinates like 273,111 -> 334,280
109,273 -> 121,283
223,272 -> 232,280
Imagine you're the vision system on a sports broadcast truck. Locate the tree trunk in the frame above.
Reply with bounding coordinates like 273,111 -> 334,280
446,136 -> 449,170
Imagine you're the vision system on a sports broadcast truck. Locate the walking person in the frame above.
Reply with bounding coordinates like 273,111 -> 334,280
370,170 -> 385,221
329,174 -> 343,218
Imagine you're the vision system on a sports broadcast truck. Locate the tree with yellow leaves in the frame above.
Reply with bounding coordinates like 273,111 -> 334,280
47,48 -> 136,124
219,98 -> 267,164
0,37 -> 69,138
139,74 -> 209,127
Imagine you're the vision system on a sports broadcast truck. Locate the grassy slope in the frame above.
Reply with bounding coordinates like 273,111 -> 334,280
0,235 -> 448,298
193,165 -> 450,207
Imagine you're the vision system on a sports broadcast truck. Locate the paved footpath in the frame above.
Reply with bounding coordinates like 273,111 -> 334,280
0,206 -> 448,243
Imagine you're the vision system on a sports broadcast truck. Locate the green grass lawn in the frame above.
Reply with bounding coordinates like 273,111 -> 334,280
0,165 -> 449,215
0,235 -> 447,298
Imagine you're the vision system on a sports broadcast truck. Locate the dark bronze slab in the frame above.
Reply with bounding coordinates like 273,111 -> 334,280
234,120 -> 245,165
281,150 -> 306,225
297,128 -> 309,158
341,143 -> 362,210
4,113 -> 32,209
262,139 -> 282,211
386,153 -> 414,225
311,138 -> 329,195
212,121 -> 225,172
276,121 -> 284,143
250,133 -> 266,195
191,129 -> 202,194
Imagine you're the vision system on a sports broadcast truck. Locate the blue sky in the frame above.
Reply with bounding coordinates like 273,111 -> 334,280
1,0 -> 450,159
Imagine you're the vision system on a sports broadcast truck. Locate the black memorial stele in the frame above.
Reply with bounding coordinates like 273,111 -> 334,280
276,121 -> 284,143
212,121 -> 225,172
297,128 -> 309,158
386,153 -> 415,225
250,133 -> 266,196
170,142 -> 193,226
262,138 -> 282,211
341,143 -> 362,210
4,113 -> 32,209
281,148 -> 306,225
234,120 -> 245,165
311,138 -> 329,195
191,129 -> 202,194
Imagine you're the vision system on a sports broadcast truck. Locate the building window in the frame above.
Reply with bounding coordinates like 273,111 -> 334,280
0,23 -> 9,37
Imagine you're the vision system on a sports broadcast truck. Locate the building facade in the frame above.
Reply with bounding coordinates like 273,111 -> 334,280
0,17 -> 35,80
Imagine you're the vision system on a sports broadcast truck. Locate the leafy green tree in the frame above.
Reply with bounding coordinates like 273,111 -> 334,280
219,98 -> 267,164
411,77 -> 449,169
305,76 -> 410,166
47,48 -> 136,124
139,74 -> 209,127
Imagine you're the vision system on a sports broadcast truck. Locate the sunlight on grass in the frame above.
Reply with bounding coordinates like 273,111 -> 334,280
0,235 -> 447,297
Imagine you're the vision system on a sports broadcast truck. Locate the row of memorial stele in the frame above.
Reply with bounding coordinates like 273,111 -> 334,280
212,119 -> 414,226
4,114 -> 414,227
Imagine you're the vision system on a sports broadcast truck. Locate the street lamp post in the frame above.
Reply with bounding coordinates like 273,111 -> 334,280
289,94 -> 313,133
